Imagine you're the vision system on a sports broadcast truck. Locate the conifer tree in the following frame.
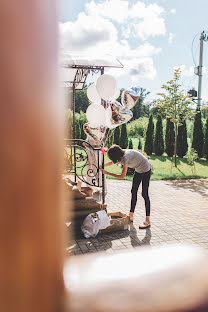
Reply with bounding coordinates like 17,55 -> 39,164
192,108 -> 204,158
138,137 -> 142,150
157,68 -> 194,166
144,114 -> 154,155
165,118 -> 175,157
204,114 -> 208,160
177,120 -> 188,158
128,138 -> 133,149
120,123 -> 128,148
113,126 -> 120,145
154,114 -> 164,156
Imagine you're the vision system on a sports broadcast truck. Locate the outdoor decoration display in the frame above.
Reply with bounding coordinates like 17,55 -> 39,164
83,123 -> 106,189
121,87 -> 140,109
86,83 -> 101,104
83,123 -> 106,146
86,75 -> 141,131
96,74 -> 117,101
84,75 -> 141,198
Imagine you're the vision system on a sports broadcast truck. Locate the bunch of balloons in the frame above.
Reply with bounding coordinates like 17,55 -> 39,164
84,73 -> 141,145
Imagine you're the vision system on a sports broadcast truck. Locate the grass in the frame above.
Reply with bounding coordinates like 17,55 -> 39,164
104,155 -> 208,181
64,145 -> 208,181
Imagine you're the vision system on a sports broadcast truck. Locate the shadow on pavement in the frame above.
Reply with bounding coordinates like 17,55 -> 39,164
130,223 -> 151,248
167,179 -> 208,198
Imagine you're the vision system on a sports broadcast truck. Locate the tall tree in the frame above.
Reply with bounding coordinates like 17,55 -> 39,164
204,113 -> 208,160
75,87 -> 89,113
177,120 -> 188,158
113,126 -> 120,145
165,118 -> 175,157
132,88 -> 150,119
138,137 -> 142,150
79,111 -> 87,140
75,113 -> 81,139
154,114 -> 164,156
144,114 -> 154,155
128,138 -> 133,149
157,68 -> 194,166
192,108 -> 204,158
120,123 -> 128,148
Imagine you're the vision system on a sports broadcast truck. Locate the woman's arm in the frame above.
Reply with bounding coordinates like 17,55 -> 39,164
100,164 -> 128,179
104,161 -> 114,167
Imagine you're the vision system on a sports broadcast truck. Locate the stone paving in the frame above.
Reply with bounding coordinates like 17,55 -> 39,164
66,178 -> 208,256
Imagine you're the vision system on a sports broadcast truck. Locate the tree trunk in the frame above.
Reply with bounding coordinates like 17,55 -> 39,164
174,123 -> 178,167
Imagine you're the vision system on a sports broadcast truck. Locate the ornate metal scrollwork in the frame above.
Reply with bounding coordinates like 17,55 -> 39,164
64,139 -> 103,188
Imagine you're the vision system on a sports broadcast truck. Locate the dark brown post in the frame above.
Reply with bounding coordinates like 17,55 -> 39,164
0,1 -> 65,312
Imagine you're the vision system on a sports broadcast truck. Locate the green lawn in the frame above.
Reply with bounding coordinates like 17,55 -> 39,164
105,155 -> 208,181
64,146 -> 208,181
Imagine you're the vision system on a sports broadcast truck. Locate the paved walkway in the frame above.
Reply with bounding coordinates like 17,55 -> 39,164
67,179 -> 208,255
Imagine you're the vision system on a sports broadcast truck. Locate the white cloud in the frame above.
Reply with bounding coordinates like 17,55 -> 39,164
85,0 -> 166,40
170,8 -> 176,14
85,0 -> 129,24
107,57 -> 157,81
59,13 -> 118,52
130,3 -> 166,40
60,0 -> 166,84
174,65 -> 207,77
168,33 -> 175,44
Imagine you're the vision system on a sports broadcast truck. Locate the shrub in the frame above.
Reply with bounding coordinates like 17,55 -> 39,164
154,114 -> 164,156
186,148 -> 198,174
144,115 -> 154,155
192,108 -> 204,158
204,114 -> 208,160
165,118 -> 175,157
120,124 -> 128,148
127,117 -> 148,137
177,120 -> 188,158
128,138 -> 133,149
138,137 -> 142,150
113,126 -> 120,145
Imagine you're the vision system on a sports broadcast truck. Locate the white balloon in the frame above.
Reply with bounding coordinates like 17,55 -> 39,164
96,74 -> 117,101
86,104 -> 106,127
87,83 -> 101,104
109,88 -> 120,101
105,105 -> 112,128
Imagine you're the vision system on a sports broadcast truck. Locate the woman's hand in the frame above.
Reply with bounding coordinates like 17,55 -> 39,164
82,142 -> 88,148
99,166 -> 107,175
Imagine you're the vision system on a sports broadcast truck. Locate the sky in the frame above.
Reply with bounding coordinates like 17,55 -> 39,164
59,0 -> 208,103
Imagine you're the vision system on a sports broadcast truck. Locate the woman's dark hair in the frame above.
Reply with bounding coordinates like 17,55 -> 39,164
107,145 -> 125,163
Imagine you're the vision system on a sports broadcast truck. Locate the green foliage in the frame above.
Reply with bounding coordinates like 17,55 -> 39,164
165,118 -> 175,157
192,108 -> 204,158
127,117 -> 148,137
138,137 -> 142,150
177,120 -> 188,158
75,113 -> 81,139
128,138 -> 133,149
79,111 -> 87,140
156,68 -> 194,166
113,126 -> 120,145
75,87 -> 89,112
120,123 -> 128,148
157,69 -> 194,124
154,114 -> 164,156
204,114 -> 208,160
186,148 -> 198,174
144,114 -> 154,155
131,88 -> 150,119
105,128 -> 114,148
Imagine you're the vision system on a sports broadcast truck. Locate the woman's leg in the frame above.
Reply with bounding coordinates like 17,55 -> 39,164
141,170 -> 151,218
130,171 -> 142,213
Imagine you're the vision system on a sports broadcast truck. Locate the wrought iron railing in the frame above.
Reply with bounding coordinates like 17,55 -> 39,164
64,139 -> 105,203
